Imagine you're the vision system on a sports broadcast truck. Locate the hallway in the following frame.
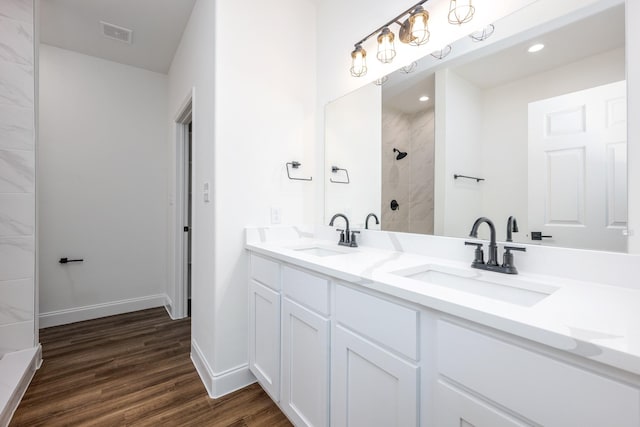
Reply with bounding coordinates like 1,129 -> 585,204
10,308 -> 291,426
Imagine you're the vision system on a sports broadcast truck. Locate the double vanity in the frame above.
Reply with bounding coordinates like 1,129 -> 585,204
246,225 -> 640,426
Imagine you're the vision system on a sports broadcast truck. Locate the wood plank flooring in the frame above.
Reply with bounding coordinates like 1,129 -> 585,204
10,308 -> 292,427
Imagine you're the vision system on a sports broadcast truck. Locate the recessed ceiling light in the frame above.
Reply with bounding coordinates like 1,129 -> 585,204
419,95 -> 430,102
528,43 -> 545,53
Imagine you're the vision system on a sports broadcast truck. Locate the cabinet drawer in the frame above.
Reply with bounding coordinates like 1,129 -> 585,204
436,380 -> 530,427
437,320 -> 640,427
250,254 -> 280,290
336,285 -> 418,360
283,266 -> 330,316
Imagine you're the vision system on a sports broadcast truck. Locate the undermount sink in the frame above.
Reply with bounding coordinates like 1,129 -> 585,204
392,264 -> 558,307
293,245 -> 353,257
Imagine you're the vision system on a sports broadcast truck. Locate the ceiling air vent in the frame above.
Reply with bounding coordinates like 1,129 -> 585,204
100,21 -> 133,44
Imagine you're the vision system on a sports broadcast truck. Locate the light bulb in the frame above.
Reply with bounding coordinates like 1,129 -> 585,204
350,45 -> 367,77
408,7 -> 430,46
376,28 -> 396,64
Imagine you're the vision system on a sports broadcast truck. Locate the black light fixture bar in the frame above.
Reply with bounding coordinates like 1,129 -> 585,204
353,0 -> 429,48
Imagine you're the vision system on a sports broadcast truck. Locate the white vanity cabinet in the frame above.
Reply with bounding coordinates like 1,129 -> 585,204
248,250 -> 640,427
436,320 -> 640,427
248,255 -> 281,402
281,266 -> 331,427
331,284 -> 420,427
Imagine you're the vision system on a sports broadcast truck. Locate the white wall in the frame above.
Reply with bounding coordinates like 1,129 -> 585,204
325,84 -> 381,228
628,0 -> 640,252
435,69 -> 483,239
0,0 -> 36,356
38,45 -> 168,326
167,0 -> 317,397
480,48 -> 625,243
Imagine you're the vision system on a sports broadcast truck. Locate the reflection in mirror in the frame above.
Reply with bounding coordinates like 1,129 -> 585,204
324,0 -> 628,252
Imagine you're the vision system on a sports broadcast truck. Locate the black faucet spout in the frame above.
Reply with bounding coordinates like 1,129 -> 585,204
506,216 -> 519,242
469,217 -> 498,266
365,213 -> 379,230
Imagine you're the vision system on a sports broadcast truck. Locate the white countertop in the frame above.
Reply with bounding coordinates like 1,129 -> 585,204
246,230 -> 640,377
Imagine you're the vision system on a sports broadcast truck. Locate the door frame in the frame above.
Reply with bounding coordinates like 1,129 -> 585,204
172,89 -> 194,319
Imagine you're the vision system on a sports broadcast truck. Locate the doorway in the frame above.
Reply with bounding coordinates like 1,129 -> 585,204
185,122 -> 193,316
174,92 -> 193,319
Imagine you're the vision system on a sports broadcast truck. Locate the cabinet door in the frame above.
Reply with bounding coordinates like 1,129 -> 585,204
282,298 -> 330,427
437,380 -> 531,427
248,279 -> 280,401
331,325 -> 418,427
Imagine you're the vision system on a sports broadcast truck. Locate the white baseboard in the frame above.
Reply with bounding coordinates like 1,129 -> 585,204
190,339 -> 256,399
39,294 -> 167,328
0,345 -> 41,427
163,295 -> 175,320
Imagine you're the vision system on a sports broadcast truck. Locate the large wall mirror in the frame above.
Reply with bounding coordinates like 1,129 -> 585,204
324,0 -> 628,253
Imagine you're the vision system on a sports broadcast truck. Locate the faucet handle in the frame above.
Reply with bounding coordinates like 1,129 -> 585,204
465,241 -> 485,267
335,228 -> 346,243
349,230 -> 360,248
502,245 -> 526,274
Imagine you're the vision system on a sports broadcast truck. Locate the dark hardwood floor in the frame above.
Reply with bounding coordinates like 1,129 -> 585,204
10,308 -> 292,427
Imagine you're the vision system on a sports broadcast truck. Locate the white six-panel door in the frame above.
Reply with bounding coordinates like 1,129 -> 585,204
528,80 -> 627,251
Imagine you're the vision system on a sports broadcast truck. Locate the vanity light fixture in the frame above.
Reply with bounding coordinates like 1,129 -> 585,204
431,45 -> 452,60
350,44 -> 368,77
469,24 -> 495,42
349,0 -> 442,77
448,0 -> 475,25
419,95 -> 430,102
528,43 -> 545,53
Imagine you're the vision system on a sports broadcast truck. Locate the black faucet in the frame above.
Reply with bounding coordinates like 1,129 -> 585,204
469,217 -> 498,266
466,216 -> 526,274
329,213 -> 358,247
365,213 -> 379,230
506,216 -> 518,242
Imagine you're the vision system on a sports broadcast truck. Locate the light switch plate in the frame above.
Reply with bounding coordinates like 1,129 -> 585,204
271,207 -> 282,224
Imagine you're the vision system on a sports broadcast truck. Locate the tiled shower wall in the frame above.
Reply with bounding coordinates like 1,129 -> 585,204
382,105 -> 435,234
0,0 -> 36,355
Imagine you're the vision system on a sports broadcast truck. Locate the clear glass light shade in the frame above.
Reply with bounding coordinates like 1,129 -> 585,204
350,45 -> 367,77
469,24 -> 495,42
401,61 -> 418,74
374,75 -> 389,86
376,28 -> 396,64
408,7 -> 430,46
448,0 -> 475,25
431,45 -> 452,60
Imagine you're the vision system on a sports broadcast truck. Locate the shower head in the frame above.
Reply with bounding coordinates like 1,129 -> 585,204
393,148 -> 408,160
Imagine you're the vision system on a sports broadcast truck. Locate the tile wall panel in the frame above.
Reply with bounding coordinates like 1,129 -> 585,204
0,193 -> 34,236
0,0 -> 35,354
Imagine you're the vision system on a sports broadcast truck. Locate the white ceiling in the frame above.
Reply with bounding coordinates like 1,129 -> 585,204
40,0 -> 197,74
452,4 -> 625,89
383,73 -> 435,114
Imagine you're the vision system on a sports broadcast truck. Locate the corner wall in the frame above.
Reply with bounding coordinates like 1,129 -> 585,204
167,0 -> 317,397
0,0 -> 36,355
37,45 -> 169,326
